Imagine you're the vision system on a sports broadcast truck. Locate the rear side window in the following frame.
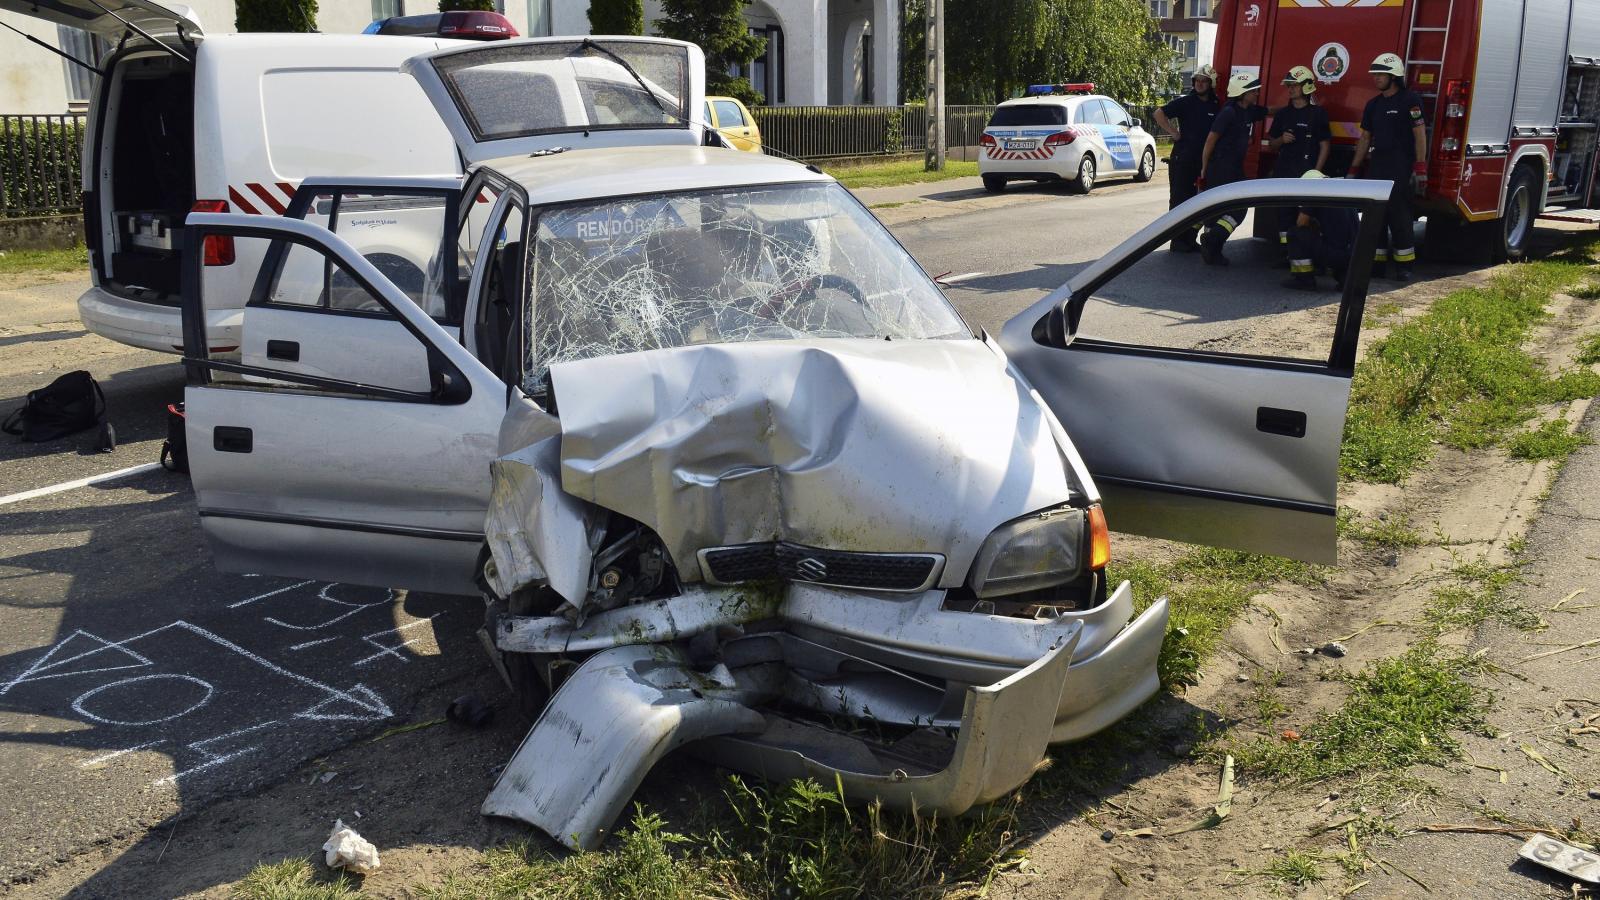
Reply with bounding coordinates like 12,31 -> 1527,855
261,70 -> 457,179
1076,102 -> 1107,125
713,99 -> 747,127
987,105 -> 1068,127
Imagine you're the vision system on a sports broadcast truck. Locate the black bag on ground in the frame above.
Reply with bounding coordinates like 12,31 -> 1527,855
2,370 -> 106,443
161,402 -> 188,473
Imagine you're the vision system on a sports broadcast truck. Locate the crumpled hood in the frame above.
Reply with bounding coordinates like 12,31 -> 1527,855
550,338 -> 1075,587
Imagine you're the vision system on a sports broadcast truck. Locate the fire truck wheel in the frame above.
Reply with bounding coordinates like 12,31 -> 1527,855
1476,164 -> 1538,264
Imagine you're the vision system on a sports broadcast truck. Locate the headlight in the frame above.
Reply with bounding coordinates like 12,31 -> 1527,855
968,505 -> 1104,599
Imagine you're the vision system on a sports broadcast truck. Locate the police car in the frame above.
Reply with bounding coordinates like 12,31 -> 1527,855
979,84 -> 1157,194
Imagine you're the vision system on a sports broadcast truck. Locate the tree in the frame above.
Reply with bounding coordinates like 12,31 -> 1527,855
589,0 -> 644,35
235,0 -> 319,32
655,0 -> 767,105
439,0 -> 496,11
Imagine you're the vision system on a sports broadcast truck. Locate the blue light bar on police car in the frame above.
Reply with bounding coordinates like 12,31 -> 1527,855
1025,83 -> 1096,96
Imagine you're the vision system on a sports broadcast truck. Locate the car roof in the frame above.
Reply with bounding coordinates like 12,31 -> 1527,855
995,95 -> 1102,108
479,144 -> 832,206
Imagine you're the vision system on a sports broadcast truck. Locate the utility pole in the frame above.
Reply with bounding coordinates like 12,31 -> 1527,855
924,0 -> 945,171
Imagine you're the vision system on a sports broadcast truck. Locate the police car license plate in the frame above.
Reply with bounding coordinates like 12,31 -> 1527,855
1004,139 -> 1038,151
1519,834 -> 1600,883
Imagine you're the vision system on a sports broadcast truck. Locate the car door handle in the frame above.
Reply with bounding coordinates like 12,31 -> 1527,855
1256,407 -> 1307,438
266,339 -> 299,362
214,426 -> 253,453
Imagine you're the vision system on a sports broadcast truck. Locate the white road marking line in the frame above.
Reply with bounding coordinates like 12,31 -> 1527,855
227,579 -> 315,609
0,462 -> 162,507
81,740 -> 166,767
938,271 -> 986,285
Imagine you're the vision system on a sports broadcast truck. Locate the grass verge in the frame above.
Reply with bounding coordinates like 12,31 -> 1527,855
234,857 -> 362,900
1340,251 -> 1600,483
1507,418 -> 1592,462
826,159 -> 979,190
0,245 -> 88,278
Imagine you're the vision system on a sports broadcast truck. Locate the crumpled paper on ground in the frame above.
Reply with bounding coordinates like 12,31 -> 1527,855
322,818 -> 380,874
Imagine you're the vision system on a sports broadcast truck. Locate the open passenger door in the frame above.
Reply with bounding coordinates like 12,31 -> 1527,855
180,199 -> 510,595
400,36 -> 708,162
999,179 -> 1390,565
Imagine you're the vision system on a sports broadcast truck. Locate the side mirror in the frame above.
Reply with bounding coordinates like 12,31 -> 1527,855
1031,299 -> 1071,349
1130,117 -> 1142,129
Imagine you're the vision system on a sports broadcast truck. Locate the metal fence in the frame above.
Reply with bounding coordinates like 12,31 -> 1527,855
1,114 -> 86,218
752,104 -> 998,162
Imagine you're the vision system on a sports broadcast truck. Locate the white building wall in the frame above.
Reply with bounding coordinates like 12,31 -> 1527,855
0,12 -> 72,114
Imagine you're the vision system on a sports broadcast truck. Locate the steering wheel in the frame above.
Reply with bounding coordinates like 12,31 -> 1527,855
796,273 -> 867,305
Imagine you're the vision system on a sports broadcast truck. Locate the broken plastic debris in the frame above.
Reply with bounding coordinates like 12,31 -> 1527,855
1319,641 -> 1349,658
322,819 -> 380,875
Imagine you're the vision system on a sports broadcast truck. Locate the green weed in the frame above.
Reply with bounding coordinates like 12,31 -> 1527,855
1508,419 -> 1592,462
234,858 -> 364,900
1577,333 -> 1600,366
1425,557 -> 1542,633
1234,644 -> 1490,783
1263,849 -> 1325,888
1341,511 -> 1426,549
0,245 -> 87,277
825,159 -> 980,189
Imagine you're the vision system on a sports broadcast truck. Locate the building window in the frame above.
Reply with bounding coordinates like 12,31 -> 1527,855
738,25 -> 784,105
527,0 -> 551,36
1163,34 -> 1182,53
371,0 -> 402,20
1183,38 -> 1197,59
861,31 -> 873,104
57,26 -> 107,108
1150,0 -> 1169,18
1191,0 -> 1211,17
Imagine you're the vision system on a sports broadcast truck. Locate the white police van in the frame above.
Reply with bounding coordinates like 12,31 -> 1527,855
978,84 -> 1158,195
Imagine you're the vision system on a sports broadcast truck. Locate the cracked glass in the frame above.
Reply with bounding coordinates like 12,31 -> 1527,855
521,182 -> 969,389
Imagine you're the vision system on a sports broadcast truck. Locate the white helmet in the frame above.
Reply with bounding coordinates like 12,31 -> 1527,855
1370,53 -> 1406,77
1194,64 -> 1218,83
1227,71 -> 1262,99
1283,65 -> 1316,96
1300,170 -> 1327,179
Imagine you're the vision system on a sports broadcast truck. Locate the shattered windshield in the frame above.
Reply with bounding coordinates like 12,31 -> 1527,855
522,182 -> 970,388
431,41 -> 687,141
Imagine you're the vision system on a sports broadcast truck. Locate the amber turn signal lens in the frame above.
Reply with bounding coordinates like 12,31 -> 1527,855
1088,504 -> 1110,570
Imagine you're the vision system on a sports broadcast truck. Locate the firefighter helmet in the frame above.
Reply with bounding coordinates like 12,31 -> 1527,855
1282,65 -> 1316,95
1227,71 -> 1262,98
1369,53 -> 1406,77
1194,64 -> 1218,83
1300,170 -> 1327,179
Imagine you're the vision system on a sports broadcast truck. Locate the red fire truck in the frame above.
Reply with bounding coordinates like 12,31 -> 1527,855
1215,0 -> 1600,261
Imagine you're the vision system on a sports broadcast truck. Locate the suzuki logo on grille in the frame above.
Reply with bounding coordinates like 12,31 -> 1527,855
794,557 -> 829,582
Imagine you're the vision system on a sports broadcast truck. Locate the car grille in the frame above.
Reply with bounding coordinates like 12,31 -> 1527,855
698,542 -> 943,593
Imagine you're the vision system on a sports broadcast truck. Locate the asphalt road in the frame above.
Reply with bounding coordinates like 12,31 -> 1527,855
0,174 -> 1459,892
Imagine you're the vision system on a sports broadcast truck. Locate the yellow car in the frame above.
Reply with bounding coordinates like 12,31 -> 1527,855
704,96 -> 763,153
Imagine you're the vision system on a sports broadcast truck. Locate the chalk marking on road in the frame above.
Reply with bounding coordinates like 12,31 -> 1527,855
938,271 -> 987,285
227,579 -> 315,609
289,637 -> 338,651
351,615 -> 442,668
0,462 -> 162,507
72,673 -> 215,726
0,630 -> 153,696
155,720 -> 281,786
81,740 -> 167,767
296,684 -> 393,721
263,585 -> 395,630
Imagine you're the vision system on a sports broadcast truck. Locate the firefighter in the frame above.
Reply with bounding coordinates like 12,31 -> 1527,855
1154,65 -> 1221,253
1349,52 -> 1427,282
1269,66 -> 1332,260
1283,171 -> 1358,292
1195,71 -> 1267,267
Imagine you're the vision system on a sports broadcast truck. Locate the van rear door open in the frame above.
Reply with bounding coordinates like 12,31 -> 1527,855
0,0 -> 202,42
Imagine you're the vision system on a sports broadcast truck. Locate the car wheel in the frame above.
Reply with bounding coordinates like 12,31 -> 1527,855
1135,147 -> 1156,182
1070,154 -> 1096,194
982,174 -> 1007,193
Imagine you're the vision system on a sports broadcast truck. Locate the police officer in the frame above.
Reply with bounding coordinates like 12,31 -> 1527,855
1284,171 -> 1359,291
1154,64 -> 1220,253
1269,66 -> 1332,258
1196,71 -> 1267,266
1349,52 -> 1427,282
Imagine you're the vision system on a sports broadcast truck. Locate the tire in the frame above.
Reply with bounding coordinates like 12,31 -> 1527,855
1476,164 -> 1538,263
1070,154 -> 1096,194
1135,147 -> 1156,183
982,174 -> 1006,193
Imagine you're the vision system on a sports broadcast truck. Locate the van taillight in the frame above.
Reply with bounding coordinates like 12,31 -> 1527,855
191,200 -> 235,266
1438,81 -> 1468,158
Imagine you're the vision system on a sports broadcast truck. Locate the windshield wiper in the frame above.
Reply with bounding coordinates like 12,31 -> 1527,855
574,38 -> 669,118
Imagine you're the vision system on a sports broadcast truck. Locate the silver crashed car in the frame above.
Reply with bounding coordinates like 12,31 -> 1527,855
178,38 -> 1389,850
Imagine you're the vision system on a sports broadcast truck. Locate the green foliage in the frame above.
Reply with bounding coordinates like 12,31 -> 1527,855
587,0 -> 644,35
1,119 -> 85,217
1508,419 -> 1592,462
438,0 -> 496,11
903,0 -> 1178,105
1263,850 -> 1326,888
234,858 -> 363,900
1341,510 -> 1426,549
0,245 -> 87,276
235,0 -> 319,32
1341,253 -> 1600,483
1578,333 -> 1600,366
823,159 -> 979,189
655,0 -> 767,105
1425,556 -> 1542,633
1235,644 -> 1490,783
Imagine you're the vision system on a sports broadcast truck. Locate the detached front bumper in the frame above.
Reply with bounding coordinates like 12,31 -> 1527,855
485,580 -> 1168,850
